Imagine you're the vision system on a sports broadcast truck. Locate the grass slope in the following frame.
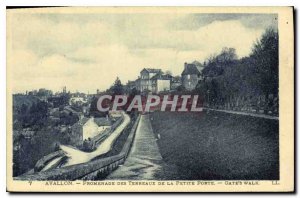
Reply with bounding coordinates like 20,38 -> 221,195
149,110 -> 279,180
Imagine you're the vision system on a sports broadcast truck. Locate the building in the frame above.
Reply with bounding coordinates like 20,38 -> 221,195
81,117 -> 112,141
69,96 -> 87,106
109,111 -> 123,121
129,68 -> 180,93
135,78 -> 141,92
151,73 -> 172,93
181,61 -> 204,91
139,68 -> 162,92
64,106 -> 82,118
171,76 -> 182,90
124,80 -> 136,93
70,116 -> 112,147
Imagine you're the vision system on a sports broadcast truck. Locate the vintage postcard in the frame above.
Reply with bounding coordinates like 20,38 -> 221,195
6,7 -> 294,192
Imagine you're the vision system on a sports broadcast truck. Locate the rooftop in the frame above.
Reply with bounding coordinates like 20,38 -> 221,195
142,68 -> 162,73
181,63 -> 201,76
151,73 -> 173,80
94,117 -> 112,126
79,117 -> 90,125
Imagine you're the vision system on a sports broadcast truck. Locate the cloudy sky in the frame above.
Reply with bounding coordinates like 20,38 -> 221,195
8,11 -> 277,93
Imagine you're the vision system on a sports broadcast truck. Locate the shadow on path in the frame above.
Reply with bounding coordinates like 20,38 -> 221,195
107,114 -> 178,180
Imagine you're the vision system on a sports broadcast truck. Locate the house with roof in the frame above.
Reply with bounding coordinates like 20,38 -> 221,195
139,68 -> 162,92
151,73 -> 172,93
181,61 -> 204,91
70,116 -> 112,147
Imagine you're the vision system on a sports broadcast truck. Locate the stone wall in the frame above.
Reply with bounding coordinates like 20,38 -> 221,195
34,150 -> 65,172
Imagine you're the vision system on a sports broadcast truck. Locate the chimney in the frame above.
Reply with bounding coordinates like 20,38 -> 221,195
184,62 -> 187,70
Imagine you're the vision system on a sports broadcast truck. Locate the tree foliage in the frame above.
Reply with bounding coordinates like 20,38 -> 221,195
202,47 -> 238,77
198,28 -> 278,111
109,77 -> 124,95
251,28 -> 279,96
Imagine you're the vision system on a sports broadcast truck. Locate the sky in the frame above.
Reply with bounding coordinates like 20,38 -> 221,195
8,11 -> 277,94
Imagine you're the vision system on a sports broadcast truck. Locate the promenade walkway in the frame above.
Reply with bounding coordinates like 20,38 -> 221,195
107,114 -> 165,180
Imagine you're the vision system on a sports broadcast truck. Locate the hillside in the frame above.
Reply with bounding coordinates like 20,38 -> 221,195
150,110 -> 279,180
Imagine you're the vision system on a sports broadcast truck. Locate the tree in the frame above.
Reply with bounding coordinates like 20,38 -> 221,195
217,47 -> 238,62
110,77 -> 124,95
165,70 -> 172,76
197,28 -> 278,113
20,104 -> 28,114
89,96 -> 108,118
202,47 -> 238,78
251,28 -> 279,97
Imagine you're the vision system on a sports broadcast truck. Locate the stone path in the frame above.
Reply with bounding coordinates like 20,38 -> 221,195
107,114 -> 165,180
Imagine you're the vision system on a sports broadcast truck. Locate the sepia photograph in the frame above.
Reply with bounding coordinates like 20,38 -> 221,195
6,6 -> 294,192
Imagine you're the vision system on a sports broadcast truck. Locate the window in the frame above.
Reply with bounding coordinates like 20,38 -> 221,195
187,75 -> 190,79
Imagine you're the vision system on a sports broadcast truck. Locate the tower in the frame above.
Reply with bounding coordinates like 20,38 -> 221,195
63,86 -> 67,94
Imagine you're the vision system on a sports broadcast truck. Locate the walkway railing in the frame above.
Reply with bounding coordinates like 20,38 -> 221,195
204,107 -> 279,120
